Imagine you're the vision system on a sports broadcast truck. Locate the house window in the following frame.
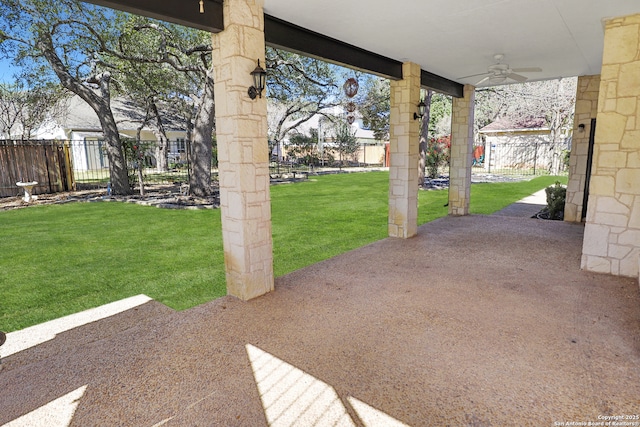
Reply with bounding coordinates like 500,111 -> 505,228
176,138 -> 186,153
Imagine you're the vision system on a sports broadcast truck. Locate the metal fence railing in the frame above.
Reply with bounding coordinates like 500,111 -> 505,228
474,141 -> 569,176
67,138 -> 197,191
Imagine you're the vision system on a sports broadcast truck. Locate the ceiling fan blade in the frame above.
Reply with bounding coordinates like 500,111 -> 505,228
458,72 -> 490,79
475,76 -> 491,86
512,67 -> 542,73
507,73 -> 528,82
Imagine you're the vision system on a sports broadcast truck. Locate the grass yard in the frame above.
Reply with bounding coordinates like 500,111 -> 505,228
0,172 -> 566,332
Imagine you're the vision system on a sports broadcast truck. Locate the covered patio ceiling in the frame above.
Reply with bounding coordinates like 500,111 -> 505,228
264,0 -> 640,86
85,0 -> 640,94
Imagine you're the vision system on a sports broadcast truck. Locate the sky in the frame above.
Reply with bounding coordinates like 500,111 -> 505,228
0,59 -> 21,84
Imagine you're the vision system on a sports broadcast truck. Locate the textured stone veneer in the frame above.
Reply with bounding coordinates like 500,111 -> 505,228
212,0 -> 274,299
449,85 -> 475,216
388,62 -> 421,239
565,75 -> 600,223
581,14 -> 640,279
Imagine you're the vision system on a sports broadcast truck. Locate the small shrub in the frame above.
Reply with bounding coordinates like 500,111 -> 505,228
425,135 -> 450,179
545,181 -> 566,220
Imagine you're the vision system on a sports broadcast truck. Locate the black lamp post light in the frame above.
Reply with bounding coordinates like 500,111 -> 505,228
414,99 -> 427,120
248,59 -> 267,100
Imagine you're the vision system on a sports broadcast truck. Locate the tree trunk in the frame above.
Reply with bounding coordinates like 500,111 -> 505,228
547,107 -> 562,175
418,90 -> 433,187
135,122 -> 146,196
37,35 -> 130,195
150,102 -> 169,172
94,84 -> 131,195
189,68 -> 215,197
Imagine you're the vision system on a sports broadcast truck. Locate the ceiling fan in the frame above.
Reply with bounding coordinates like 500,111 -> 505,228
460,54 -> 542,86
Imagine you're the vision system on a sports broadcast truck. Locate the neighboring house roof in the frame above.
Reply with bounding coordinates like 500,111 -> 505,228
38,95 -> 184,134
480,117 -> 548,133
50,95 -> 185,134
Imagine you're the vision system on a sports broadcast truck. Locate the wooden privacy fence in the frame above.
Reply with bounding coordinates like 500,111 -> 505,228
0,140 -> 74,198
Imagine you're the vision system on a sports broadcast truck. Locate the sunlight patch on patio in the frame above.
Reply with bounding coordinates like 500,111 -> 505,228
3,294 -> 152,357
2,385 -> 87,427
247,343 -> 410,427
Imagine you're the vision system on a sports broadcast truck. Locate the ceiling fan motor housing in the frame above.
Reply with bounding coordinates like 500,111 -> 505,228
488,63 -> 510,75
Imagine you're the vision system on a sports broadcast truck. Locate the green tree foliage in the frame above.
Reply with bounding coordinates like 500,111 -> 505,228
103,14 -> 216,196
419,91 -> 452,184
266,47 -> 341,148
288,129 -> 320,165
427,92 -> 452,138
357,76 -> 390,141
418,90 -> 434,185
104,17 -> 195,173
333,120 -> 359,167
357,77 -> 451,145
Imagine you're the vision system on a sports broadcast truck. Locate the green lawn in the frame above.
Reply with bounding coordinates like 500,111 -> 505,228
0,172 -> 565,332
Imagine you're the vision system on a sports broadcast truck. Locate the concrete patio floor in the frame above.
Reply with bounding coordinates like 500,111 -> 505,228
1,214 -> 639,426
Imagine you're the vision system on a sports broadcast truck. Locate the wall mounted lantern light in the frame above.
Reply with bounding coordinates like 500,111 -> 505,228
248,59 -> 267,100
414,99 -> 427,120
578,123 -> 585,133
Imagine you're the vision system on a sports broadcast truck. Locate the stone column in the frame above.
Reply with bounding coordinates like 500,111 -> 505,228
388,62 -> 421,238
564,75 -> 600,223
211,0 -> 274,300
581,14 -> 640,279
449,85 -> 475,216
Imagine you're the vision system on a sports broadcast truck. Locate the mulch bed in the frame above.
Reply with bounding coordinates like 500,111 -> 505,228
0,184 -> 220,211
